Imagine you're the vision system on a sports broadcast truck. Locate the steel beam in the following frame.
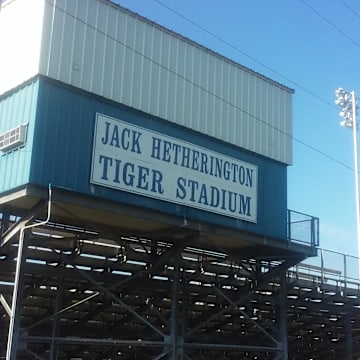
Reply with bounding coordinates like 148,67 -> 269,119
183,342 -> 280,352
21,336 -> 166,347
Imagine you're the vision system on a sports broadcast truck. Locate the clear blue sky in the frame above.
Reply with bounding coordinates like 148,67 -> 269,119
116,0 -> 360,258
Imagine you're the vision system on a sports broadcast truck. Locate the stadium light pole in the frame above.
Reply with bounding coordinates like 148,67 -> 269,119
335,88 -> 360,277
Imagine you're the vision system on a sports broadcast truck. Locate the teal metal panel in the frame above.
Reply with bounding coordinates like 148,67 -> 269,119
31,78 -> 287,240
30,79 -> 96,191
0,80 -> 38,193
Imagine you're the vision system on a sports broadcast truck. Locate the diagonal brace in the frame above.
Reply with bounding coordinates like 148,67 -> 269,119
65,256 -> 166,338
0,293 -> 11,317
185,257 -> 302,339
0,200 -> 46,247
212,283 -> 278,344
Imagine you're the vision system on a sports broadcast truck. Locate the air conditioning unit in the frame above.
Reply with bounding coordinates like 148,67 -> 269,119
0,124 -> 27,153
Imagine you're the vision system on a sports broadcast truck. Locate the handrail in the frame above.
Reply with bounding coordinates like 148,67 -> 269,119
291,247 -> 360,291
287,209 -> 319,247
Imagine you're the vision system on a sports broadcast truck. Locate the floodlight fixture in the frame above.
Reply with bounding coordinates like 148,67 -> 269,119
335,87 -> 344,97
335,98 -> 343,106
340,119 -> 352,129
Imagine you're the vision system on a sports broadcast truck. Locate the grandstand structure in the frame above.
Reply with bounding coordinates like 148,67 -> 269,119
2,209 -> 360,359
0,0 -> 357,359
0,206 -> 324,360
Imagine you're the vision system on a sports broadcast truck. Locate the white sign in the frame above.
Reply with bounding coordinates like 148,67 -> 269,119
91,113 -> 258,222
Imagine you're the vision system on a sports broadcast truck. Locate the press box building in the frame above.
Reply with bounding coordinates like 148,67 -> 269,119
0,0 -> 318,359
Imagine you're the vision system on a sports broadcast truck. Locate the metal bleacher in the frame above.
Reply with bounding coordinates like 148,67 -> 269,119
1,208 -> 359,359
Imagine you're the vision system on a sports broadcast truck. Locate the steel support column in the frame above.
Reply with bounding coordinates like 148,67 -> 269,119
49,282 -> 64,360
6,230 -> 29,360
181,283 -> 188,359
170,252 -> 181,360
346,311 -> 353,360
275,273 -> 288,360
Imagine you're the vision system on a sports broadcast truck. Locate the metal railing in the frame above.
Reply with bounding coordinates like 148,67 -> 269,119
287,209 -> 319,247
290,248 -> 360,291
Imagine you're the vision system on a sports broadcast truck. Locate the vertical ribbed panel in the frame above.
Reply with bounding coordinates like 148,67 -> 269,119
0,81 -> 38,193
38,0 -> 293,164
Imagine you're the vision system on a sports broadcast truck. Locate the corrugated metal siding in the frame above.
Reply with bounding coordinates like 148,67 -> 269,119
0,81 -> 38,193
39,0 -> 293,165
30,79 -> 95,192
32,78 -> 287,240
